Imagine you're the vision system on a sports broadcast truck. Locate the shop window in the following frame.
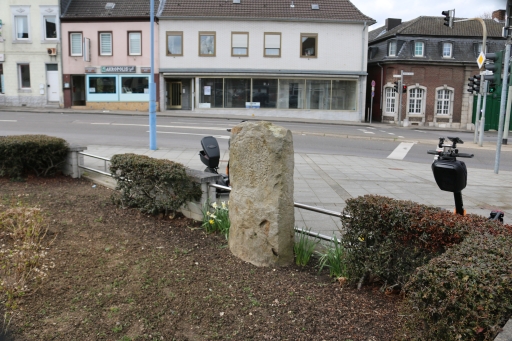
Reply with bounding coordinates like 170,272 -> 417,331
166,32 -> 183,56
70,32 -> 83,56
278,79 -> 305,109
121,76 -> 148,94
331,80 -> 357,110
264,33 -> 281,57
252,79 -> 277,108
306,80 -> 331,109
18,64 -> 30,89
89,76 -> 116,94
301,33 -> 317,58
232,32 -> 248,56
99,32 -> 113,56
199,78 -> 223,108
199,32 -> 216,56
224,79 -> 250,108
0,64 -> 4,94
128,32 -> 141,56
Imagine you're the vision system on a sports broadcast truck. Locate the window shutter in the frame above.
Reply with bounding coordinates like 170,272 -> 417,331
232,34 -> 247,48
100,33 -> 112,55
71,33 -> 82,55
129,33 -> 141,55
265,34 -> 280,49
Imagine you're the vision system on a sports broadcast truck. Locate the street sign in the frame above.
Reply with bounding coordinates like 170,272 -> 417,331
393,75 -> 401,78
477,52 -> 485,69
402,72 -> 414,76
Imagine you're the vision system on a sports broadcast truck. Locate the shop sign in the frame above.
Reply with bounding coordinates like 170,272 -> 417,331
85,67 -> 97,73
141,67 -> 151,73
101,65 -> 136,73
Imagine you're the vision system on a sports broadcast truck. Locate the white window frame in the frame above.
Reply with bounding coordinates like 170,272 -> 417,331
434,86 -> 454,116
264,32 -> 281,57
388,41 -> 397,56
407,85 -> 427,116
231,32 -> 248,57
384,86 -> 397,114
128,32 -> 142,56
442,43 -> 452,58
99,32 -> 113,56
414,42 -> 424,57
40,6 -> 60,42
18,63 -> 31,89
11,6 -> 31,43
70,32 -> 83,56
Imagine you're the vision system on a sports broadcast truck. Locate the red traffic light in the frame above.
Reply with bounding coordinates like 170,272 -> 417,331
402,85 -> 407,93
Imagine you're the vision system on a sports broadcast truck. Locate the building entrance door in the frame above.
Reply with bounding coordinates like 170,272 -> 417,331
46,64 -> 59,102
168,82 -> 182,109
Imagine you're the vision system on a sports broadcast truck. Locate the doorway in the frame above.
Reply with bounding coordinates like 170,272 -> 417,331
71,75 -> 85,106
46,64 -> 59,102
167,81 -> 182,109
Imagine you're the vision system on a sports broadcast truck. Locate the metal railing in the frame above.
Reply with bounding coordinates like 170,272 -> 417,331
77,155 -> 346,243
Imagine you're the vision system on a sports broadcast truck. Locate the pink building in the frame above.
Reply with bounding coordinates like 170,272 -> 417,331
60,0 -> 160,111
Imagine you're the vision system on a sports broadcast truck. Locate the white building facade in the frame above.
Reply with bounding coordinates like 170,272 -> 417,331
158,0 -> 374,122
0,1 -> 62,108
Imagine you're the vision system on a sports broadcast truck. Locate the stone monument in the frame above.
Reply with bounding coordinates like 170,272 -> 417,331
228,121 -> 294,267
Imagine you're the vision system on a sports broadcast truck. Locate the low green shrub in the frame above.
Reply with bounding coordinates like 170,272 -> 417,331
400,231 -> 512,341
0,135 -> 68,180
340,195 -> 509,288
110,153 -> 201,216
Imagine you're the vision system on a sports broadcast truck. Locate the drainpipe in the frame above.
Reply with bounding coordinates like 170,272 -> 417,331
360,21 -> 367,122
377,63 -> 383,116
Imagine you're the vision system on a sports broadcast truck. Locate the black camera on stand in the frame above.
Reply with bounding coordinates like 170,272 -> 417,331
427,137 -> 473,215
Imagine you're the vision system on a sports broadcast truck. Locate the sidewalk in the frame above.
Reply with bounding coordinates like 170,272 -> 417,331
82,144 -> 512,238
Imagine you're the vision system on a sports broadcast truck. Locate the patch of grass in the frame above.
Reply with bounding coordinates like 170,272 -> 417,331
202,201 -> 230,239
0,203 -> 50,310
293,228 -> 318,267
318,235 -> 348,279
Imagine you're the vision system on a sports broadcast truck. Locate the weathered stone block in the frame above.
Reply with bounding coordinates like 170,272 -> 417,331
228,121 -> 294,267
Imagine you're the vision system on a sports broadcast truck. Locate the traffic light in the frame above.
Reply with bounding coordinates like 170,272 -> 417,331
402,84 -> 407,93
467,77 -> 475,94
442,9 -> 454,28
393,81 -> 399,92
473,75 -> 481,93
503,2 -> 511,38
484,51 -> 504,91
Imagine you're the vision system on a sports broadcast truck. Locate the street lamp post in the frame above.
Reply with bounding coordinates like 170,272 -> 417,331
149,0 -> 157,150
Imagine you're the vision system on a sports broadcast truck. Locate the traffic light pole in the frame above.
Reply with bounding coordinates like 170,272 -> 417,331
479,80 -> 488,147
503,84 -> 512,144
473,89 -> 482,144
494,41 -> 511,174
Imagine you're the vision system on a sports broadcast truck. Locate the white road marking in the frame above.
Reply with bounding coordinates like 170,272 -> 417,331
90,123 -> 111,125
414,130 -> 426,133
380,130 -> 386,132
388,133 -> 395,135
364,132 -> 375,134
357,129 -> 367,132
398,136 -> 404,138
152,131 -> 230,139
387,142 -> 416,160
114,123 -> 228,131
365,127 -> 376,129
0,120 -> 17,122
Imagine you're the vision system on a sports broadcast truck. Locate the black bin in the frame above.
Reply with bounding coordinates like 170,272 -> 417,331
200,136 -> 220,168
432,159 -> 467,193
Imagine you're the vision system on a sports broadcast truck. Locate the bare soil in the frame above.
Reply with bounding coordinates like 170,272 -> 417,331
0,176 -> 401,341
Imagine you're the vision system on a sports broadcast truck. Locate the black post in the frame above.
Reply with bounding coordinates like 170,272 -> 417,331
454,192 -> 464,215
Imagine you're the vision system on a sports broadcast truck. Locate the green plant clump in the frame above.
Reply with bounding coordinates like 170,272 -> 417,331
110,153 -> 201,215
340,195 -> 510,288
293,228 -> 318,267
318,235 -> 347,278
202,201 -> 230,239
400,232 -> 512,341
0,135 -> 68,180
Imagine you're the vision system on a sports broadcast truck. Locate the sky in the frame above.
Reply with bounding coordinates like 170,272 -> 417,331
349,0 -> 507,30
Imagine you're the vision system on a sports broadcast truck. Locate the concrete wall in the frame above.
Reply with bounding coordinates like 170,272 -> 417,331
0,1 -> 62,108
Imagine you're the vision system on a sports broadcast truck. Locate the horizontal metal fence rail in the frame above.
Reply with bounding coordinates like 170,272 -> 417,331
79,152 -> 111,176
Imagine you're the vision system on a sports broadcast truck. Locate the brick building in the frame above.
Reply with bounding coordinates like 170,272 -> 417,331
367,13 -> 505,129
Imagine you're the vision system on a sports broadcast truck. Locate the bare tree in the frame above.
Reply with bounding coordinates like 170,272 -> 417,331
478,12 -> 492,19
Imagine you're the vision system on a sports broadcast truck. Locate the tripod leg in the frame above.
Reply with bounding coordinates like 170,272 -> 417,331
454,192 -> 464,215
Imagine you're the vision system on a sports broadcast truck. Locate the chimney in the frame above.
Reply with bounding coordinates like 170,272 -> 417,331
385,18 -> 402,31
492,10 -> 505,21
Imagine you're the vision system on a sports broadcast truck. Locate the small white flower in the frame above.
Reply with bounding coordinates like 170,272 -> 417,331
211,202 -> 217,209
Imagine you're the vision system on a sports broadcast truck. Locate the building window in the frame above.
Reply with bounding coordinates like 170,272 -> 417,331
166,32 -> 183,56
70,32 -> 83,56
435,88 -> 453,115
199,32 -> 216,56
225,78 -> 250,108
252,79 -> 277,108
388,41 -> 397,56
89,76 -> 116,94
231,32 -> 248,56
121,76 -> 149,94
264,33 -> 281,57
18,64 -> 31,89
442,43 -> 452,58
0,64 -> 4,94
199,78 -> 224,108
384,87 -> 396,114
44,16 -> 57,39
128,32 -> 142,56
408,88 -> 425,114
15,16 -> 29,40
99,32 -> 113,56
301,33 -> 317,58
414,42 -> 424,57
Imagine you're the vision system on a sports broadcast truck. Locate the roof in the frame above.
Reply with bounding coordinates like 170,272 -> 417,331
62,0 -> 161,19
370,16 -> 505,43
159,0 -> 375,23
